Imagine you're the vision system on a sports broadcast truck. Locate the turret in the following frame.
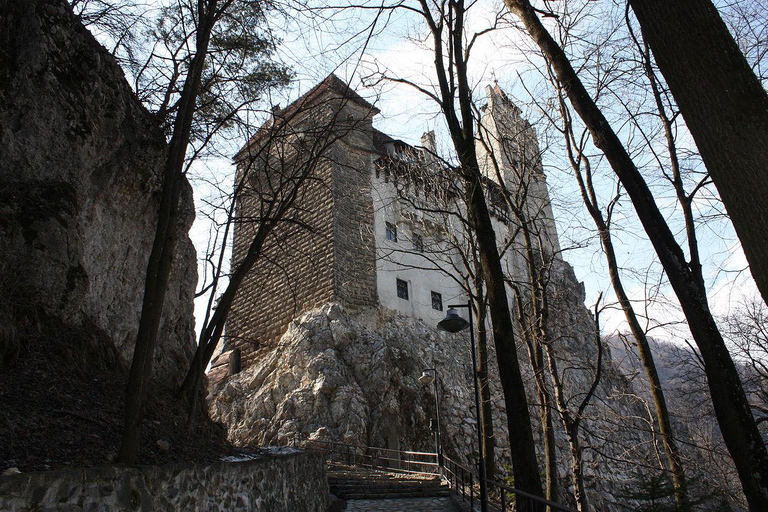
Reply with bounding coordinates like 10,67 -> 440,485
476,84 -> 561,257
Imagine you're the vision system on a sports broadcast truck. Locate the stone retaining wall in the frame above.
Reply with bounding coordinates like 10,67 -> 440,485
0,449 -> 329,511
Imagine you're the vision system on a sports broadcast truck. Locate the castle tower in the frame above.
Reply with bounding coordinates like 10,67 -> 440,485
476,85 -> 561,258
226,75 -> 380,366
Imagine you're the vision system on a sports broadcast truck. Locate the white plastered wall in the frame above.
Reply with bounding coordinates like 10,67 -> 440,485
371,167 -> 469,326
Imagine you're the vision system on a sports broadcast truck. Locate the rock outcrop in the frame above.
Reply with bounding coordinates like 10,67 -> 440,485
0,0 -> 196,383
209,289 -> 653,510
210,303 -> 468,453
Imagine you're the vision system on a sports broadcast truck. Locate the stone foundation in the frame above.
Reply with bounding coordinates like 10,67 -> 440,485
0,449 -> 329,511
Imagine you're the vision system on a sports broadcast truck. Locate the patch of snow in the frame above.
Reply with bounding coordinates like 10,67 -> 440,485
220,446 -> 302,462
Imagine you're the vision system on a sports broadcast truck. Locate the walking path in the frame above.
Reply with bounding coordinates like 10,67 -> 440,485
345,497 -> 460,511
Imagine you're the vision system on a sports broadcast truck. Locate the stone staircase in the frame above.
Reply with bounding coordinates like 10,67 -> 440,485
328,464 -> 451,500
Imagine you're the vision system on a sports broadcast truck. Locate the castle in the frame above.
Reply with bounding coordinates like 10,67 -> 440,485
210,76 -> 651,509
224,74 -> 562,368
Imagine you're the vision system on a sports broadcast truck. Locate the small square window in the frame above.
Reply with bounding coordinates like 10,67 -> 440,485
431,291 -> 443,311
397,279 -> 409,300
386,222 -> 398,242
412,233 -> 423,252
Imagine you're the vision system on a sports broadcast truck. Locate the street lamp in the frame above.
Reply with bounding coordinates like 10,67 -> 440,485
419,368 -> 442,467
438,303 -> 488,512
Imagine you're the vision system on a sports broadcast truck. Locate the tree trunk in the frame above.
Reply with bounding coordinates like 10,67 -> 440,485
117,0 -> 219,464
539,381 -> 557,504
629,0 -> 768,310
463,175 -> 544,508
599,223 -> 688,509
505,1 -> 768,509
517,293 -> 558,503
419,0 -> 544,503
474,293 -> 497,480
544,346 -> 589,512
520,223 -> 558,503
178,218 -> 272,405
560,90 -> 689,507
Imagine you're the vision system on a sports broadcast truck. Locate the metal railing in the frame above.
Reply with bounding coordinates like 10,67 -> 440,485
306,439 -> 577,512
306,439 -> 441,476
443,455 -> 578,512
442,455 -> 476,509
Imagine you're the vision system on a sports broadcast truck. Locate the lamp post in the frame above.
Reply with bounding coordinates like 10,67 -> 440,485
419,368 -> 442,467
438,302 -> 488,512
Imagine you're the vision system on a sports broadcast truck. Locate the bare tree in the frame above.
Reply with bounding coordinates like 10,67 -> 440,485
473,102 -> 562,501
117,0 -> 289,464
627,0 -> 768,312
411,0 -> 545,503
365,0 -> 545,502
503,0 -> 768,508
723,298 -> 768,434
118,0 -> 224,464
479,101 -> 605,508
538,49 -> 691,506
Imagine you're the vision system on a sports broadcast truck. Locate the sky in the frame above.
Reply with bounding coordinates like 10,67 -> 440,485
184,0 -> 763,345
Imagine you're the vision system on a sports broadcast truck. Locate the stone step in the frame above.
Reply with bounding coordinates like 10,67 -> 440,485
327,464 -> 450,501
329,478 -> 444,486
330,480 -> 450,500
331,486 -> 448,494
336,489 -> 452,500
330,481 -> 446,488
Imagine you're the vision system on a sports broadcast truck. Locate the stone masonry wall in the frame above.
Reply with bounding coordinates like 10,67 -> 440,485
0,449 -> 329,512
227,156 -> 336,367
332,103 -> 378,310
227,90 -> 381,367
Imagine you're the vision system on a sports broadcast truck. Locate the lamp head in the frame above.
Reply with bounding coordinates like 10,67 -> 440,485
437,308 -> 470,333
418,371 -> 435,385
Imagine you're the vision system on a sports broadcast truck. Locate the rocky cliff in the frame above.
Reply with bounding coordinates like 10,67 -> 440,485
210,303 -> 466,452
0,0 -> 196,382
209,286 -> 654,510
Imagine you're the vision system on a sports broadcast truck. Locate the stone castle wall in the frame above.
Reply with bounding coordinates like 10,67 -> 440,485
227,94 -> 379,367
227,155 -> 336,367
331,109 -> 378,309
0,449 -> 328,512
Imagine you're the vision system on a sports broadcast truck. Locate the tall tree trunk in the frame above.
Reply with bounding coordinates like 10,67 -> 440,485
418,0 -> 544,504
628,0 -> 768,310
544,335 -> 589,511
516,293 -> 558,503
472,279 -> 497,480
538,374 -> 557,504
543,302 -> 603,512
557,87 -> 689,508
598,220 -> 688,508
505,1 -> 768,509
117,0 -> 221,464
463,175 -> 544,508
